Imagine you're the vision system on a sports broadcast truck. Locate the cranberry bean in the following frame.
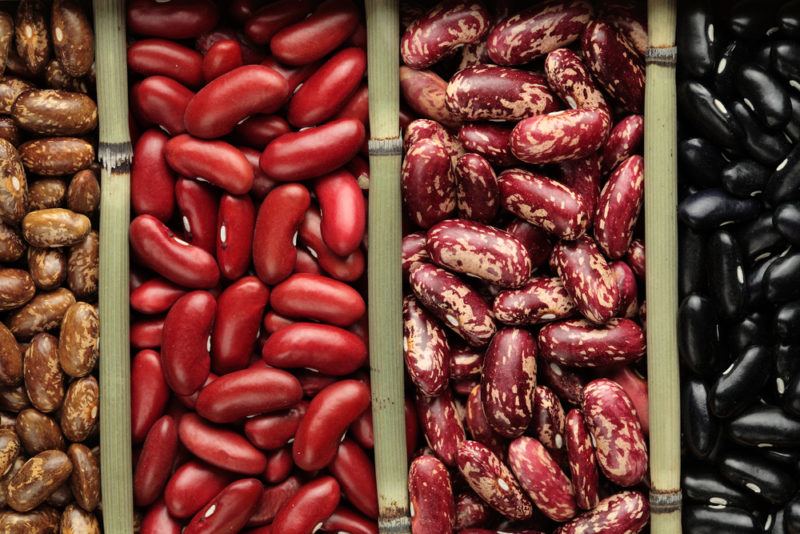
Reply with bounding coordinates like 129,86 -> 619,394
404,295 -> 450,397
531,385 -> 566,453
271,476 -> 341,533
404,119 -> 463,161
322,507 -> 378,534
601,115 -> 644,175
202,39 -> 243,82
234,114 -> 291,150
260,118 -> 365,181
604,366 -> 649,435
130,76 -> 193,135
545,47 -> 608,111
626,239 -> 645,279
408,454 -> 455,533
554,491 -> 649,534
416,388 -> 466,466
409,263 -> 495,347
130,316 -> 164,349
565,409 -> 599,511
247,476 -> 301,526
141,499 -> 181,534
498,169 -> 589,240
252,183 -> 310,285
458,123 -> 515,167
539,318 -> 645,368
127,39 -> 203,87
244,402 -> 307,450
131,350 -> 169,443
131,129 -> 176,221
511,108 -> 611,164
270,0 -> 360,66
164,460 -> 233,519
262,323 -> 366,375
314,169 -> 365,256
185,478 -> 263,534
161,291 -> 215,396
299,207 -> 365,282
244,0 -> 314,45
594,155 -> 644,259
216,193 -> 255,280
504,219 -> 555,269
178,413 -> 266,475
493,277 -> 575,326
402,138 -> 457,229
450,347 -> 483,380
164,135 -> 254,195
402,232 -> 429,275
127,0 -> 219,39
329,439 -> 378,518
558,154 -> 602,221
455,491 -> 491,530
400,67 -> 461,128
175,178 -> 217,254
465,385 -> 505,455
610,261 -> 639,319
271,273 -> 365,327
454,153 -> 499,223
211,276 -> 268,373
133,415 -> 178,507
130,278 -> 186,315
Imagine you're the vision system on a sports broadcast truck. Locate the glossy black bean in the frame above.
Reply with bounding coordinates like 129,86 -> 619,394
684,505 -> 760,534
720,451 -> 798,504
765,250 -> 800,303
785,92 -> 800,143
765,145 -> 800,206
761,448 -> 800,469
707,229 -> 748,318
683,378 -> 722,459
711,345 -> 771,418
747,255 -> 779,306
729,0 -> 780,39
680,81 -> 743,148
716,40 -> 751,101
773,508 -> 787,534
679,189 -> 762,230
678,2 -> 717,79
774,202 -> 800,246
755,41 -> 775,67
775,344 -> 800,398
731,100 -> 792,166
784,493 -> 800,533
784,366 -> 800,417
680,225 -> 708,297
679,137 -> 727,188
679,293 -> 721,375
722,159 -> 770,198
772,40 -> 800,83
728,404 -> 800,448
729,311 -> 768,354
780,0 -> 800,38
736,64 -> 792,130
776,301 -> 800,341
684,466 -> 762,509
737,213 -> 785,263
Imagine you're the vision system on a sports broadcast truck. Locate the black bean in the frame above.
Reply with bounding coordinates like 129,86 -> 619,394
684,378 -> 722,459
729,311 -> 768,354
784,367 -> 800,416
679,293 -> 721,375
679,80 -> 744,148
773,202 -> 800,246
781,0 -> 800,36
716,41 -> 751,101
761,448 -> 800,470
772,40 -> 800,83
680,225 -> 708,297
679,189 -> 762,230
737,212 -> 785,263
728,405 -> 800,448
784,493 -> 800,533
776,301 -> 800,341
680,137 -> 727,188
785,92 -> 800,142
707,229 -> 748,318
772,508 -> 786,534
684,466 -> 762,508
765,250 -> 800,303
684,505 -> 761,534
711,345 -> 771,417
755,41 -> 775,67
729,0 -> 780,39
720,450 -> 798,504
678,2 -> 718,79
736,64 -> 792,130
722,159 -> 771,198
775,343 -> 800,398
765,145 -> 800,206
731,100 -> 792,166
747,255 -> 779,306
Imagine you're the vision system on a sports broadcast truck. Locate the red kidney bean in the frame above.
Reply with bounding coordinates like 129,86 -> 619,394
498,169 -> 589,241
244,0 -> 314,44
248,476 -> 301,526
293,379 -> 370,471
601,115 -> 644,175
594,155 -> 644,259
261,57 -> 321,95
265,447 -> 293,483
141,499 -> 182,534
260,118 -> 365,181
454,153 -> 499,224
211,276 -> 268,373
551,236 -> 619,324
582,379 -> 647,487
539,318 -> 646,368
130,215 -> 220,288
611,261 -> 639,319
545,47 -> 608,112
271,476 -> 341,533
408,454 -> 455,533
329,439 -> 378,519
531,385 -> 566,453
127,0 -> 219,39
131,350 -> 169,443
202,39 -> 243,82
235,114 -> 292,150
510,108 -> 611,164
400,67 -> 462,128
271,273 -> 365,327
131,316 -> 165,349
127,39 -> 204,87
565,409 -> 599,511
262,323 -> 367,375
164,460 -> 234,519
402,138 -> 457,229
465,385 -> 505,456
185,478 -> 263,534
270,0 -> 360,66
262,310 -> 296,335
165,135 -> 254,195
404,295 -> 450,397
626,239 -> 645,279
175,178 -> 218,254
299,207 -> 365,282
131,76 -> 193,135
178,413 -> 267,475
350,407 -> 375,450
458,123 -> 516,167
161,291 -> 215,395
130,278 -> 186,315
558,153 -> 602,221
335,83 -> 369,125
176,372 -> 217,411
504,219 -> 555,269
185,65 -> 289,139
603,366 -> 649,435
554,491 -> 649,534
402,232 -> 429,275
134,415 -> 179,507
314,169 -> 365,256
131,129 -> 177,222
493,277 -> 575,326
322,507 -> 378,534
409,263 -> 495,346
216,194 -> 255,280
195,28 -> 266,64
244,402 -> 307,450
253,183 -> 310,285
296,370 -> 338,398
416,388 -> 465,466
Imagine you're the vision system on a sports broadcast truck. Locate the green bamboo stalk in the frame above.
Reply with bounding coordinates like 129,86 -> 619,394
93,0 -> 133,532
645,1 -> 681,532
365,1 -> 410,533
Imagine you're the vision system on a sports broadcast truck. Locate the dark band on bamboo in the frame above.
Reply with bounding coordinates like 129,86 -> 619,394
98,142 -> 133,173
378,518 -> 412,532
649,489 -> 682,513
368,137 -> 403,156
645,46 -> 678,66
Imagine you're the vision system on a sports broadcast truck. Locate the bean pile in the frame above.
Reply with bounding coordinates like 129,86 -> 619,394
126,1 -> 379,533
677,2 -> 800,533
399,1 -> 650,533
0,0 -> 101,532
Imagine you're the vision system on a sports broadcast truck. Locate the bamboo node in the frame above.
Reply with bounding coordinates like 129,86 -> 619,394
649,488 -> 682,513
378,514 -> 411,533
98,142 -> 133,173
369,137 -> 403,156
645,46 -> 677,66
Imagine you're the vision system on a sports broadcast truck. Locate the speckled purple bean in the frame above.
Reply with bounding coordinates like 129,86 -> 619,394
555,491 -> 649,534
403,119 -> 464,163
510,108 -> 611,164
611,261 -> 639,319
400,67 -> 462,128
603,0 -> 648,56
408,454 -> 455,534
493,277 -> 575,326
498,169 -> 589,241
456,440 -> 533,520
409,263 -> 496,347
404,295 -> 450,397
486,1 -> 594,66
416,388 -> 466,466
480,328 -> 537,438
455,490 -> 491,530
508,436 -> 577,522
401,1 -> 492,69
465,385 -> 505,456
402,232 -> 429,275
458,123 -> 516,167
445,66 -> 559,122
504,219 -> 555,269
565,408 -> 600,511
458,41 -> 489,70
402,138 -> 457,229
538,318 -> 646,368
601,115 -> 644,175
532,385 -> 567,454
551,236 -> 619,324
449,346 -> 483,379
540,361 -> 585,406
558,153 -> 602,221
594,155 -> 644,259
454,153 -> 499,224
626,239 -> 645,279
545,48 -> 608,112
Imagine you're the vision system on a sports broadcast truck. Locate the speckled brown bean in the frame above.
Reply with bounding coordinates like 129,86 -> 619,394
0,269 -> 35,311
402,138 -> 457,229
458,123 -> 516,167
416,388 -> 466,466
454,153 -> 499,223
15,409 -> 64,455
554,491 -> 649,534
408,454 -> 455,534
0,117 -> 20,146
0,430 -> 19,477
400,67 -> 461,128
455,440 -> 533,520
532,385 -> 566,453
18,138 -> 94,176
14,0 -> 49,74
0,78 -> 32,114
21,209 -> 89,248
595,156 -> 644,260
480,328 -> 537,438
60,376 -> 97,442
22,334 -> 63,414
582,20 -> 645,114
508,436 -> 576,522
565,408 -> 599,510
58,301 -> 97,378
601,115 -> 644,175
60,503 -> 99,534
511,108 -> 611,165
409,263 -> 496,347
12,90 -> 96,136
402,232 -> 429,275
582,379 -> 647,487
538,318 -> 645,368
65,232 -> 96,299
51,0 -> 93,78
445,66 -> 559,122
0,456 -> 24,508
486,0 -> 594,65
67,443 -> 98,512
559,153 -> 602,221
404,295 -> 451,397
0,13 -> 12,75
455,491 -> 490,530
65,169 -> 98,216
551,236 -> 619,324
9,288 -> 74,339
28,179 -> 66,211
0,387 -> 29,413
401,1 -> 491,69
28,248 -> 66,290
0,506 -> 60,533
44,59 -> 88,93
493,277 -> 575,326
0,139 -> 26,225
497,169 -> 589,240
44,482 -> 70,507
465,385 -> 504,455
545,48 -> 608,112
7,450 -> 72,512
426,219 -> 531,288
0,324 -> 22,386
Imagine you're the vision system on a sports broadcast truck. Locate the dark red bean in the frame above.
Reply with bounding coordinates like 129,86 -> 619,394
127,38 -> 204,87
314,169 -> 365,256
164,460 -> 233,519
131,129 -> 176,222
178,413 -> 267,475
329,439 -> 378,519
211,276 -> 269,373
216,193 -> 255,280
244,0 -> 314,45
185,478 -> 263,534
175,177 -> 218,254
131,76 -> 193,135
131,350 -> 169,444
134,415 -> 178,507
127,0 -> 219,39
161,291 -> 215,396
270,273 -> 365,327
202,39 -> 243,82
165,135 -> 254,195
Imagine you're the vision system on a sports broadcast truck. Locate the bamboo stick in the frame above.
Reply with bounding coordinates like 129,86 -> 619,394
645,1 -> 682,532
365,1 -> 410,533
93,0 -> 133,532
